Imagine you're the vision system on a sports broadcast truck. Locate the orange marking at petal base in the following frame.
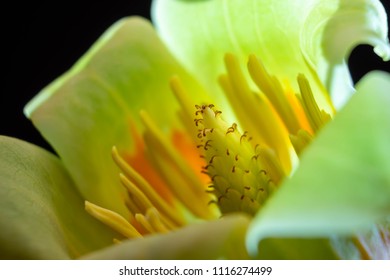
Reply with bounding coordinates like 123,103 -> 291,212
171,129 -> 209,185
123,121 -> 174,203
284,83 -> 313,135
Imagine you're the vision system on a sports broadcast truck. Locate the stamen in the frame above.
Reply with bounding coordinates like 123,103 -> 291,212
221,53 -> 293,173
124,195 -> 142,216
140,110 -> 216,219
85,201 -> 142,239
112,146 -> 185,226
379,225 -> 390,245
352,236 -> 372,260
119,173 -> 153,214
146,208 -> 169,233
248,54 -> 302,134
298,74 -> 331,133
135,213 -> 155,234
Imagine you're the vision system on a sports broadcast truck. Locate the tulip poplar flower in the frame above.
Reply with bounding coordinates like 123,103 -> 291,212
1,0 -> 389,259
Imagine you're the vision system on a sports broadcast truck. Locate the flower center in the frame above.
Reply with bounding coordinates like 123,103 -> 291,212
85,53 -> 334,241
188,53 -> 334,216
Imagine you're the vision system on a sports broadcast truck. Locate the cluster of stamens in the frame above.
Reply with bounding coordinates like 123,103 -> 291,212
84,53 -> 335,242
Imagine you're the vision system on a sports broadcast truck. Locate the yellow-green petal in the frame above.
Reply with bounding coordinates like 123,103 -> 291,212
152,0 -> 389,113
24,17 -> 209,217
0,136 -> 116,259
246,71 -> 390,257
82,214 -> 250,260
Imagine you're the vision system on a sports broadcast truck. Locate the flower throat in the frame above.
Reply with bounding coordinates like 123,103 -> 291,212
85,53 -> 333,240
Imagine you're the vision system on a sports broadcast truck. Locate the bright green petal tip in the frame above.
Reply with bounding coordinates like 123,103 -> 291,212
246,71 -> 390,257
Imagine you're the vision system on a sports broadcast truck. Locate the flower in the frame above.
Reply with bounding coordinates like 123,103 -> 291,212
1,0 -> 390,259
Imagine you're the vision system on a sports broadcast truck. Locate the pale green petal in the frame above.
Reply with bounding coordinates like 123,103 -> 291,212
24,17 -> 209,217
246,71 -> 390,257
82,214 -> 250,259
302,0 -> 390,108
0,136 -> 116,259
152,0 -> 389,113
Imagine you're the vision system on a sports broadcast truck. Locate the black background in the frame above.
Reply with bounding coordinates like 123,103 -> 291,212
1,1 -> 389,152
